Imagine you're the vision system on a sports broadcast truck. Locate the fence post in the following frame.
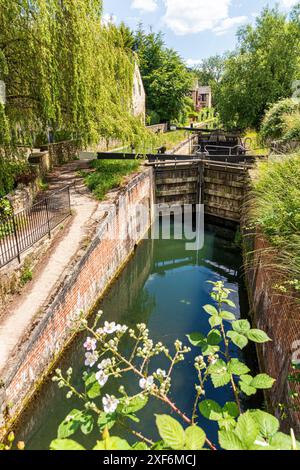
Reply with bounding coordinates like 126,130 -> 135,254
45,198 -> 51,238
68,186 -> 71,215
12,215 -> 21,264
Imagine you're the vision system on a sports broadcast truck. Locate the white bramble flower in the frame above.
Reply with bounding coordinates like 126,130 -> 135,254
84,351 -> 99,367
96,370 -> 108,387
98,358 -> 112,370
116,324 -> 128,334
102,394 -> 119,414
139,376 -> 154,390
156,369 -> 167,378
84,337 -> 97,351
103,321 -> 118,335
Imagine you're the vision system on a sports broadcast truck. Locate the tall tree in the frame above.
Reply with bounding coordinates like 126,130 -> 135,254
193,54 -> 226,85
0,1 -> 147,145
193,54 -> 227,107
216,7 -> 300,129
134,26 -> 192,123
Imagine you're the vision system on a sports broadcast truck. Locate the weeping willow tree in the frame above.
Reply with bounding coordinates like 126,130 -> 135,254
0,0 -> 149,146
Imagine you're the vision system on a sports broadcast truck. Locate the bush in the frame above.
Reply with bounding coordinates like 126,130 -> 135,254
282,111 -> 300,142
84,160 -> 141,200
0,198 -> 12,221
260,99 -> 299,141
249,153 -> 300,291
0,149 -> 35,197
147,111 -> 161,126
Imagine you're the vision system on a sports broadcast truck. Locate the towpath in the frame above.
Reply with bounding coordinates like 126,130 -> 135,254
0,160 -> 98,375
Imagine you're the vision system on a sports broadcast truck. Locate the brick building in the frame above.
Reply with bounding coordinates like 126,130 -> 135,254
191,80 -> 212,112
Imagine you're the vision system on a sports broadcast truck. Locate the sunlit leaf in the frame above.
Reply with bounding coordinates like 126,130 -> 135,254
156,415 -> 185,450
50,439 -> 85,451
247,329 -> 272,344
185,426 -> 206,450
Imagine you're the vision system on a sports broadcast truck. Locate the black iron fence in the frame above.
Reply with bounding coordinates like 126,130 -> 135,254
0,185 -> 71,268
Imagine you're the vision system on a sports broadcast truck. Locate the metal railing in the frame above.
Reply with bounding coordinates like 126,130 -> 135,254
0,185 -> 71,268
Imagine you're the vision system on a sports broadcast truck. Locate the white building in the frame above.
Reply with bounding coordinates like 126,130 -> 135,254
132,62 -> 146,123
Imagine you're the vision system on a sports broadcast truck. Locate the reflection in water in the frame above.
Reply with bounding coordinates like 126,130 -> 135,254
15,221 -> 253,450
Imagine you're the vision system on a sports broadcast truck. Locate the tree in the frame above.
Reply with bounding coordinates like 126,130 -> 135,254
194,55 -> 225,85
0,1 -> 148,146
193,54 -> 227,107
134,26 -> 192,123
216,7 -> 300,129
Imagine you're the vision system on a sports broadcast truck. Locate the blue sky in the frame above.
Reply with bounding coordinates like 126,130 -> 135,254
103,0 -> 298,64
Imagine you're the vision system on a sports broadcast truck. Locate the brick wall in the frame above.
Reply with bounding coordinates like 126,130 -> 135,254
0,168 -> 154,432
244,234 -> 300,432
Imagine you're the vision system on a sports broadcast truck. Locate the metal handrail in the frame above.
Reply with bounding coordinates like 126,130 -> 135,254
204,144 -> 247,156
0,185 -> 72,268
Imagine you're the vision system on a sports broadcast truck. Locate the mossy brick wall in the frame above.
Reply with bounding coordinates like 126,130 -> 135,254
0,169 -> 154,432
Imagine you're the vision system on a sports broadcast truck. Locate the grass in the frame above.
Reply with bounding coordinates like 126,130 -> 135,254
243,130 -> 269,156
85,131 -> 190,200
115,130 -> 189,154
0,215 -> 27,240
154,130 -> 189,151
84,160 -> 141,201
248,153 -> 300,293
20,267 -> 33,286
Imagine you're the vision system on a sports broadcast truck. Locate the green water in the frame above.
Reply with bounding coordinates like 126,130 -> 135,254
15,221 -> 256,450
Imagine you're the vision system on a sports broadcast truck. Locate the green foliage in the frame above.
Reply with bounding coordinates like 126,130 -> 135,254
218,411 -> 300,450
260,99 -> 300,141
134,26 -> 192,123
46,281 -> 297,452
50,439 -> 86,451
249,154 -> 300,291
282,110 -> 300,142
156,415 -> 206,450
0,149 -> 34,197
84,159 -> 141,200
0,197 -> 12,220
155,415 -> 186,450
20,267 -> 33,286
192,54 -> 227,108
0,1 -> 147,146
153,130 -> 188,151
216,7 -> 300,129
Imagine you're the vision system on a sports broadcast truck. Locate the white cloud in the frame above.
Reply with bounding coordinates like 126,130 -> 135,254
162,0 -> 247,35
280,0 -> 298,7
131,0 -> 158,13
185,58 -> 203,67
102,13 -> 117,25
213,16 -> 247,35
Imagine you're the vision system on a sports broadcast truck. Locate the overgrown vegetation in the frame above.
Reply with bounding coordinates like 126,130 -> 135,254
260,99 -> 300,142
197,5 -> 300,130
243,130 -> 269,156
49,282 -> 299,451
84,160 -> 141,201
249,154 -> 300,292
0,148 -> 35,197
0,1 -> 148,147
133,26 -> 193,124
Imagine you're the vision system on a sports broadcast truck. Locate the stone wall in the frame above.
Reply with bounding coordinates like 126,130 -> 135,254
147,123 -> 168,134
244,234 -> 300,433
41,140 -> 81,166
0,168 -> 154,434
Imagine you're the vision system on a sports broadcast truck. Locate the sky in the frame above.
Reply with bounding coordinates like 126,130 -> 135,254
103,0 -> 299,65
